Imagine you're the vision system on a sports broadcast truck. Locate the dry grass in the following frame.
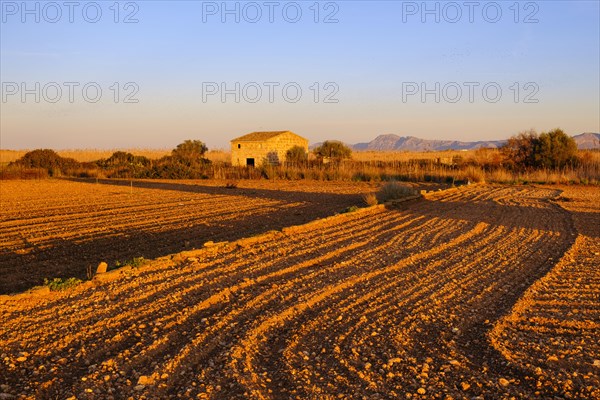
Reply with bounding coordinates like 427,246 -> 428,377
2,148 -> 598,184
351,150 -> 468,163
362,193 -> 378,206
0,150 -> 26,165
376,181 -> 418,203
206,150 -> 231,163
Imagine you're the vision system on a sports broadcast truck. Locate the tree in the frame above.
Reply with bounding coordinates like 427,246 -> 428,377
501,129 -> 538,169
104,151 -> 136,166
501,128 -> 578,170
535,129 -> 578,169
285,145 -> 308,166
313,141 -> 352,163
12,149 -> 79,175
171,140 -> 208,163
151,140 -> 211,179
98,151 -> 152,178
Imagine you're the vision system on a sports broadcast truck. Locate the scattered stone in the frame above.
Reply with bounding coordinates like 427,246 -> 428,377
460,382 -> 470,391
499,378 -> 510,387
16,357 -> 27,362
96,262 -> 108,274
417,388 -> 426,395
547,355 -> 559,362
593,360 -> 600,367
449,359 -> 460,366
204,241 -> 214,247
134,385 -> 145,391
137,375 -> 154,385
452,327 -> 459,333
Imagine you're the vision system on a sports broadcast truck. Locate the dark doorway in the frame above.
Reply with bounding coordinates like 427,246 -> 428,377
246,158 -> 255,167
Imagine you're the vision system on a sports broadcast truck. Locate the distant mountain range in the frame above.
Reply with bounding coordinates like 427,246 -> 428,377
574,132 -> 600,150
314,132 -> 599,152
352,135 -> 505,151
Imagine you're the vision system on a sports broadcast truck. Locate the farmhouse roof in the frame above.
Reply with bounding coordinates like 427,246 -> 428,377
231,131 -> 302,142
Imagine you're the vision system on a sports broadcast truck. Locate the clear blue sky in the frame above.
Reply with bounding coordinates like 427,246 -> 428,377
1,0 -> 599,149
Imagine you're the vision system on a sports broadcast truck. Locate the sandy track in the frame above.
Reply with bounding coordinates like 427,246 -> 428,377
0,184 -> 598,399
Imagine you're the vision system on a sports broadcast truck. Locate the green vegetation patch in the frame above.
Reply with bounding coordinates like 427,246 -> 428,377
115,257 -> 147,269
44,277 -> 82,291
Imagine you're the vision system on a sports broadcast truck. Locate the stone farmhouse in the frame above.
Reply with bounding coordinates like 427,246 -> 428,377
230,131 -> 309,167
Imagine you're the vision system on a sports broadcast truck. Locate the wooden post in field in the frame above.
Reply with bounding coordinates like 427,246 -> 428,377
130,179 -> 133,195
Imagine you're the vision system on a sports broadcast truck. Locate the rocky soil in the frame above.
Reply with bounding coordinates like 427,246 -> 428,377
0,184 -> 598,399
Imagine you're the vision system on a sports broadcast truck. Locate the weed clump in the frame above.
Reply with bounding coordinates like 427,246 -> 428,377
115,257 -> 147,269
362,193 -> 378,206
44,277 -> 82,291
376,181 -> 418,203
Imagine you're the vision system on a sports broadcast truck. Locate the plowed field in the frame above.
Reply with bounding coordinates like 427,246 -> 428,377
0,184 -> 598,399
0,179 -> 375,294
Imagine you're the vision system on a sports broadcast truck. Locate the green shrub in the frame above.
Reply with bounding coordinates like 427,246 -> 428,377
535,129 -> 579,169
313,141 -> 352,163
341,205 -> 360,213
12,149 -> 80,176
285,145 -> 308,166
44,277 -> 82,291
172,140 -> 208,160
501,128 -> 578,170
115,257 -> 147,269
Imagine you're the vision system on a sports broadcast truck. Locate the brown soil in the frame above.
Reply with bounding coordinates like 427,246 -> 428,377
0,184 -> 598,399
0,178 -> 381,294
